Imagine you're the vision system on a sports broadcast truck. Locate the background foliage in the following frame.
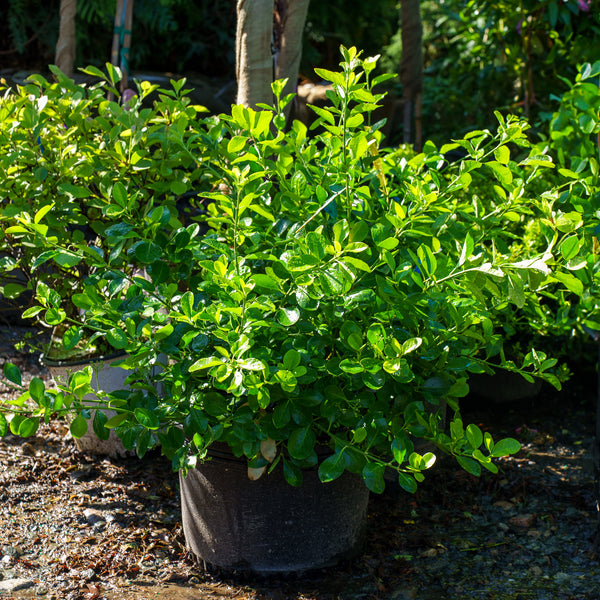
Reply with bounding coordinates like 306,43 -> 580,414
1,0 -> 599,148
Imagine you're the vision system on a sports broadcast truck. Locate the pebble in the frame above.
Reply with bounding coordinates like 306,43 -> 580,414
509,514 -> 535,529
83,508 -> 105,526
1,546 -> 20,557
0,578 -> 35,592
20,442 -> 37,456
554,572 -> 571,584
0,570 -> 16,579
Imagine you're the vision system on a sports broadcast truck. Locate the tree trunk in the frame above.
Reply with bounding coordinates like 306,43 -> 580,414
236,0 -> 309,116
55,0 -> 77,76
274,0 -> 310,108
236,0 -> 273,108
400,0 -> 423,149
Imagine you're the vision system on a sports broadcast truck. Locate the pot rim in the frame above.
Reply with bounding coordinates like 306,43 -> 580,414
40,350 -> 127,369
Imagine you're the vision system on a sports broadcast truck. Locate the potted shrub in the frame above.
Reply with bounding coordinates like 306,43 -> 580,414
0,64 -> 205,454
466,59 -> 600,399
0,48 -> 591,572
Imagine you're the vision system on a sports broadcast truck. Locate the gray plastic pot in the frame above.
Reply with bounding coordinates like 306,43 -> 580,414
180,446 -> 370,575
41,352 -> 133,458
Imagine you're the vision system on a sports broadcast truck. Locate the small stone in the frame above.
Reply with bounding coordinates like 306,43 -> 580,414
83,509 -> 105,526
509,514 -> 535,529
1,546 -> 20,557
563,507 -> 583,519
493,500 -> 514,510
0,578 -> 35,592
20,442 -> 37,456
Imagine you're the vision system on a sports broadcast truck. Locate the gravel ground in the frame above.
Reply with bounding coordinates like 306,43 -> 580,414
1,326 -> 599,600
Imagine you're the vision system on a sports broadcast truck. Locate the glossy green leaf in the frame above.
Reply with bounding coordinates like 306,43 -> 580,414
287,254 -> 320,272
494,145 -> 510,164
277,307 -> 300,326
134,407 -> 160,430
227,136 -> 247,154
363,462 -> 385,494
283,459 -> 303,487
283,349 -> 302,370
93,410 -> 110,440
287,427 -> 316,460
457,455 -> 481,477
104,413 -> 129,428
377,237 -> 399,250
491,438 -> 521,457
18,417 -> 39,438
466,423 -> 483,449
70,414 -> 88,438
552,272 -> 584,295
318,451 -> 346,482
62,326 -> 82,351
339,359 -> 364,374
3,363 -> 21,386
133,241 -> 162,264
107,328 -> 128,350
180,291 -> 195,319
53,251 -> 81,268
397,472 -> 417,494
203,393 -> 227,417
189,357 -> 224,372
28,377 -> 45,402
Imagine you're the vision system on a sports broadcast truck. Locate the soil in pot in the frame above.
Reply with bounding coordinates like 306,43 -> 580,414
180,446 -> 370,575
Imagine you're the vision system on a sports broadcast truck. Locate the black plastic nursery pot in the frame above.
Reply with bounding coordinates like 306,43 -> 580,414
180,445 -> 370,575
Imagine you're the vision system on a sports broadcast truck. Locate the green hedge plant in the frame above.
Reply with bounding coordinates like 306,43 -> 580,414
0,64 -> 206,359
1,48 -> 592,493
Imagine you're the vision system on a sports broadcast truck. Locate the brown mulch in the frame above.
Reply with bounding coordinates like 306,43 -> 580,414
1,326 -> 600,599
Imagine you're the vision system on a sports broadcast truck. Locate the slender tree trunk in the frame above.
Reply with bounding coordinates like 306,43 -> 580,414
236,0 -> 273,108
236,0 -> 309,116
274,0 -> 310,106
120,0 -> 134,93
55,0 -> 77,76
400,0 -> 423,150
